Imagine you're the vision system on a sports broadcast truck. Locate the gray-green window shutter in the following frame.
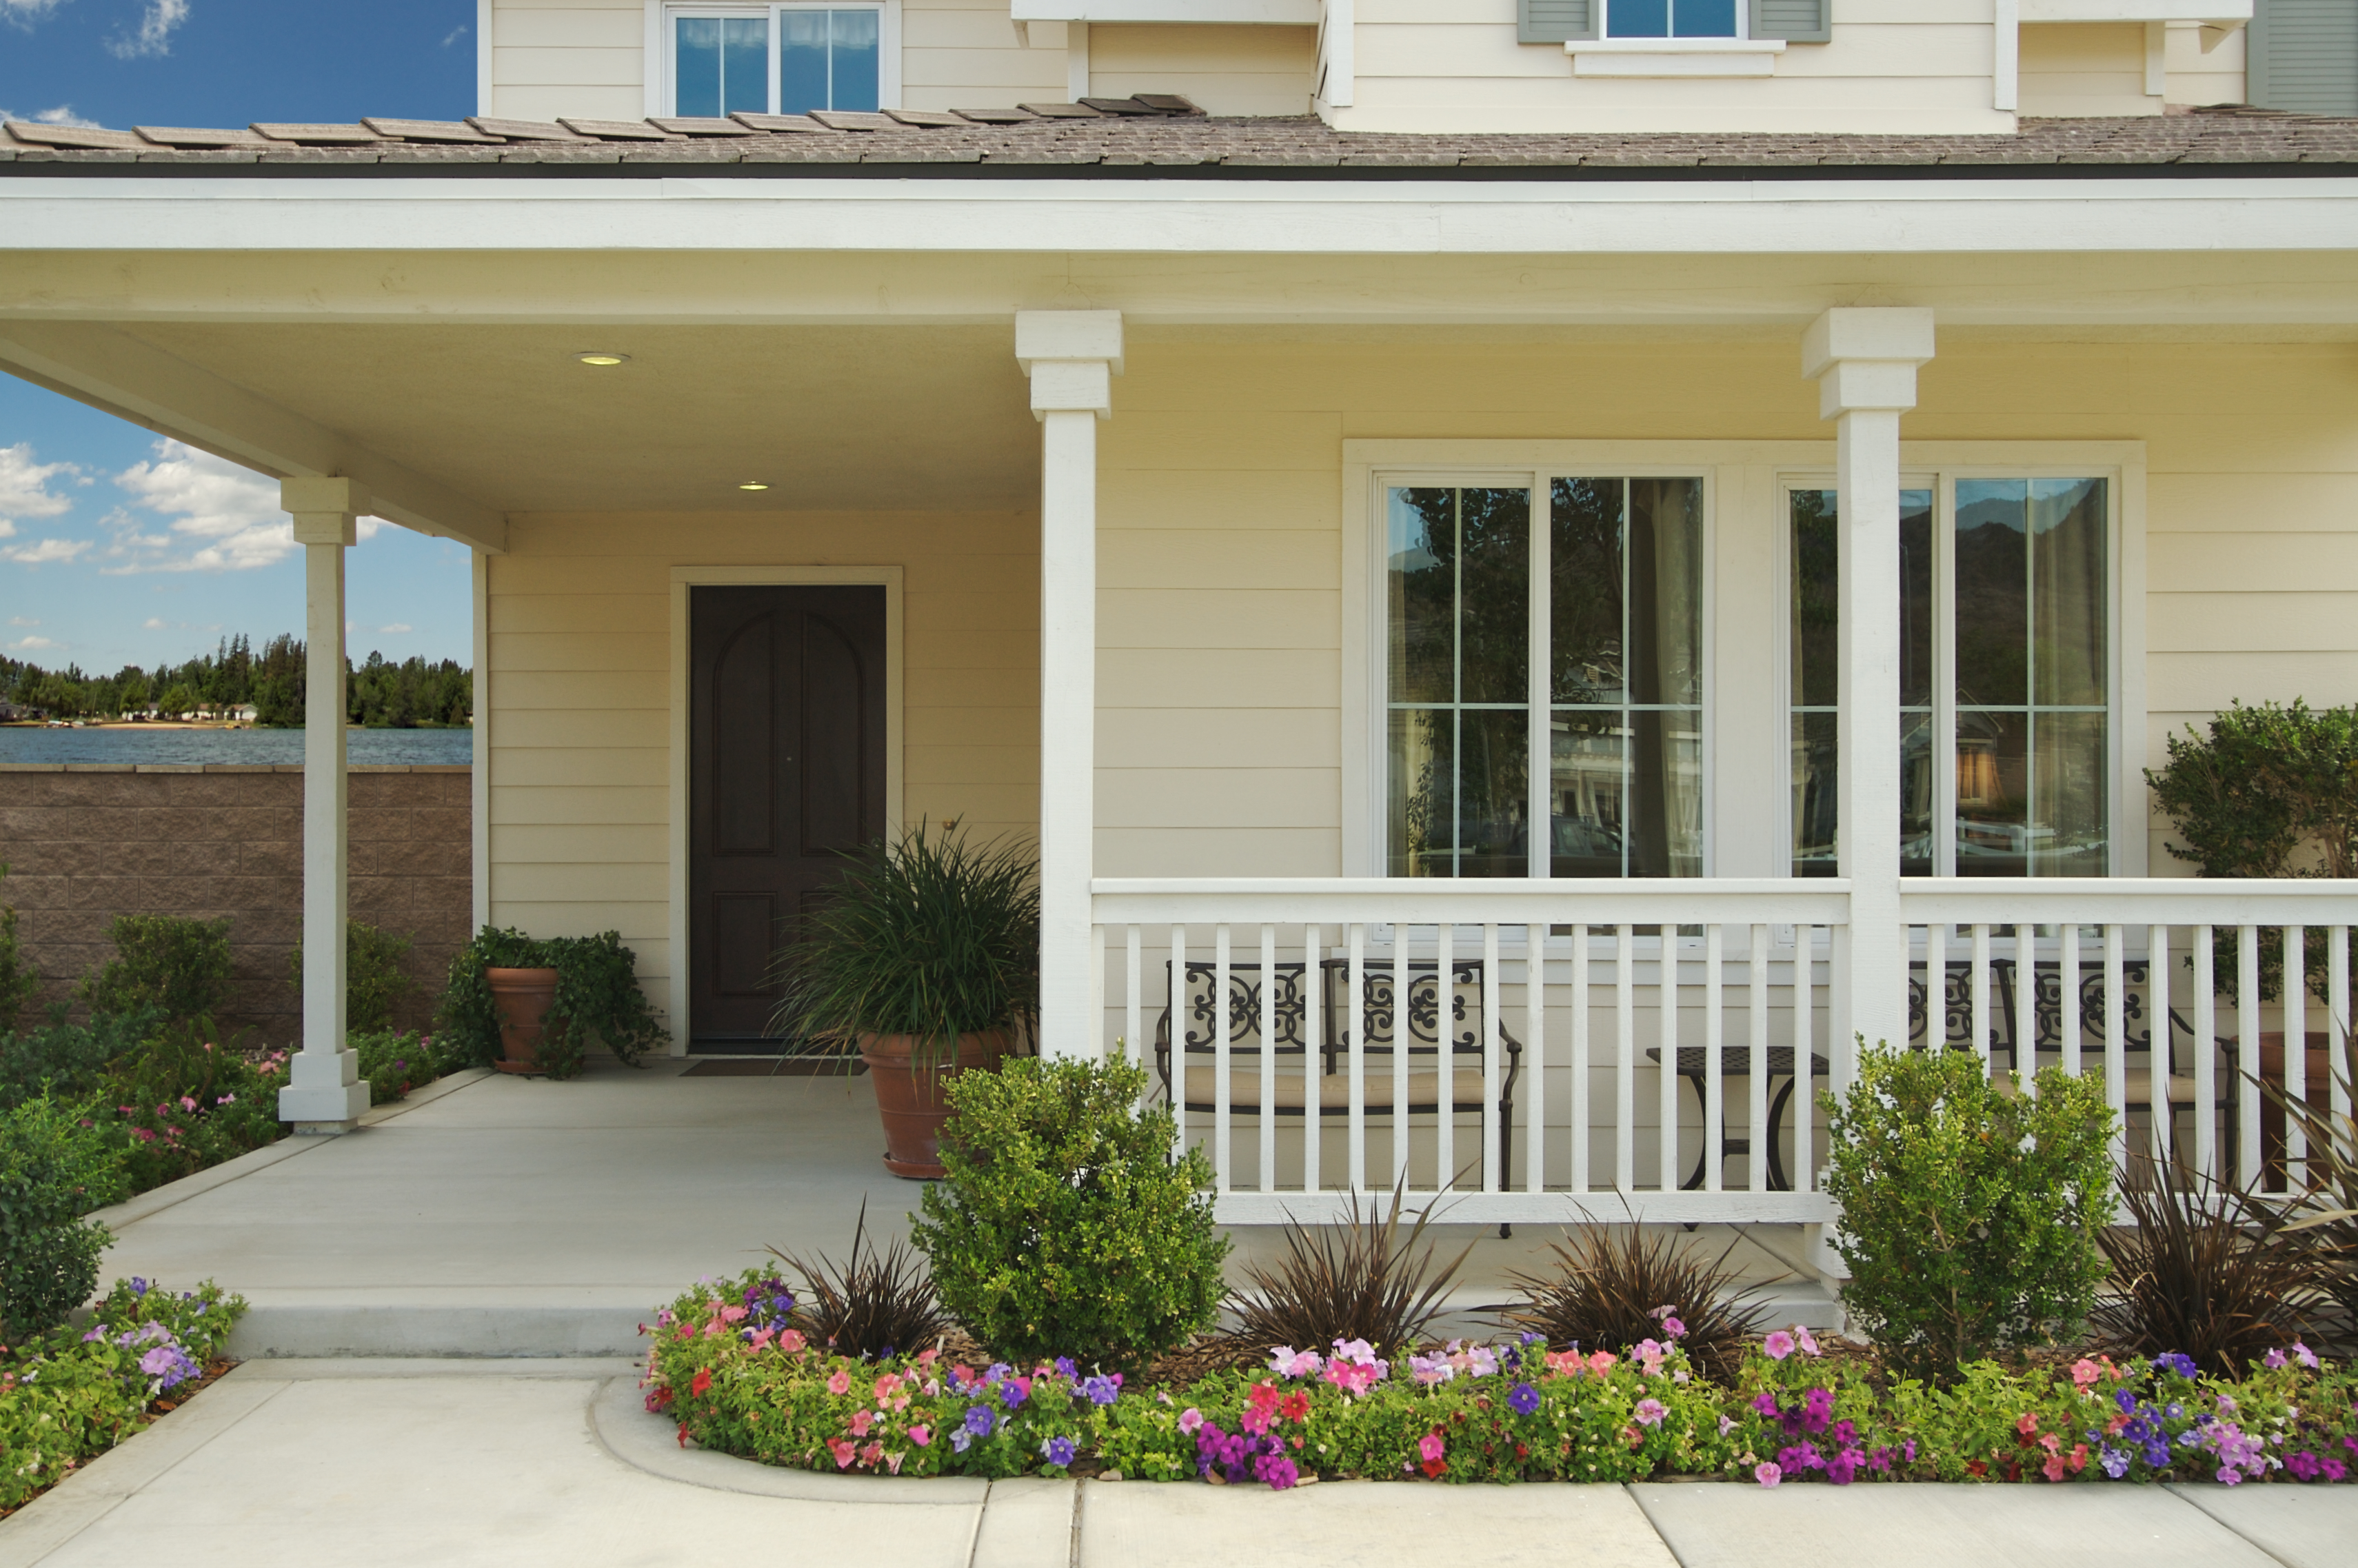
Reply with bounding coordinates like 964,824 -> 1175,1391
1750,0 -> 1830,43
2250,0 -> 2358,115
1520,0 -> 1596,45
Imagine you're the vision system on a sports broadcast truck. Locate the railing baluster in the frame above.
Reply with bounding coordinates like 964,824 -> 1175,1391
1657,923 -> 1679,1194
1483,923 -> 1502,1194
1303,923 -> 1322,1197
1525,921 -> 1547,1196
1393,925 -> 1411,1189
1215,923 -> 1232,1194
1435,922 -> 1454,1193
1091,923 -> 1108,1059
2239,923 -> 2262,1192
1259,921 -> 1277,1195
2104,923 -> 2126,1176
2332,925 -> 2352,1133
1703,923 -> 1723,1194
1971,923 -> 1993,1072
2149,923 -> 2171,1167
1348,922 -> 1366,1193
1125,925 -> 1142,1080
2060,921 -> 2082,1080
2286,923 -> 2307,1189
1170,924 -> 1187,1160
2015,921 -> 2038,1094
1749,923 -> 1768,1194
1615,923 -> 1635,1194
2194,925 -> 2217,1185
1571,922 -> 1591,1196
1793,925 -> 1813,1193
1926,919 -> 1946,1058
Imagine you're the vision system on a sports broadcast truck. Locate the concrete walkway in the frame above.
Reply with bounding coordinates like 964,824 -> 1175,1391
90,1060 -> 1833,1358
3,1358 -> 2351,1568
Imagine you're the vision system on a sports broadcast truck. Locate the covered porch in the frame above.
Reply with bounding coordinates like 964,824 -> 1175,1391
5,166 -> 2358,1300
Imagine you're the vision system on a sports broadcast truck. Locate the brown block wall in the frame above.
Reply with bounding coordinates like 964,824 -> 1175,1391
0,764 -> 470,1043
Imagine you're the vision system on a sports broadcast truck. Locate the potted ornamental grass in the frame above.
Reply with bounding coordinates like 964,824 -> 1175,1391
767,821 -> 1038,1178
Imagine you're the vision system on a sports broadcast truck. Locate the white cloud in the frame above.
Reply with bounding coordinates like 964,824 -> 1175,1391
103,439 -> 292,573
141,616 -> 167,629
0,105 -> 101,128
106,0 -> 186,57
8,634 -> 63,650
0,0 -> 68,32
8,616 -> 39,627
0,539 -> 90,565
379,622 -> 414,634
441,23 -> 466,47
0,442 -> 85,529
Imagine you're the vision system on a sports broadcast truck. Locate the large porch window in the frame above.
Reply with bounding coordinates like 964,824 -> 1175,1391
1385,476 -> 1704,878
1788,476 -> 2113,878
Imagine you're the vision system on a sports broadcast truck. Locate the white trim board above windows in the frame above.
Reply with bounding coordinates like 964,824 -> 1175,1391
1339,441 -> 2147,885
648,1 -> 903,118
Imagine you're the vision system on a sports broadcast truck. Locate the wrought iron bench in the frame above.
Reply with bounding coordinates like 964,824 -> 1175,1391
1153,956 -> 1524,1219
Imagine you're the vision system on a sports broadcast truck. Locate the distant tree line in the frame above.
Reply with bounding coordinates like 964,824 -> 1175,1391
1,635 -> 471,728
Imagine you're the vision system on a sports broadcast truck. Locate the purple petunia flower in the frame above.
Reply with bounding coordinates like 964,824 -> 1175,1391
964,1405 -> 997,1438
1507,1382 -> 1540,1416
1042,1436 -> 1077,1467
1080,1374 -> 1120,1407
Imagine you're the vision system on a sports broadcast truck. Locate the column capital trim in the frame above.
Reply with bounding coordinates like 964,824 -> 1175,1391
1803,308 -> 1935,420
284,475 -> 370,546
1015,309 -> 1123,374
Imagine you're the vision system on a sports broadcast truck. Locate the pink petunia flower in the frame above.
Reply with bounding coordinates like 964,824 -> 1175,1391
2295,1342 -> 2320,1370
909,1425 -> 931,1447
1418,1430 -> 1446,1464
1634,1398 -> 1667,1427
827,1369 -> 852,1396
1763,1331 -> 1795,1361
1178,1407 -> 1204,1435
1794,1325 -> 1821,1357
1755,1462 -> 1782,1488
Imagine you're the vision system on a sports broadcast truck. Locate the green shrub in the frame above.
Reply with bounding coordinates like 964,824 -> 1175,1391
911,1056 -> 1227,1372
77,914 -> 234,1025
1821,1040 -> 2115,1384
349,1028 -> 445,1105
0,1096 -> 128,1341
0,863 -> 40,1034
436,927 -> 665,1078
97,1017 -> 289,1193
289,918 -> 420,1034
0,1006 -> 157,1110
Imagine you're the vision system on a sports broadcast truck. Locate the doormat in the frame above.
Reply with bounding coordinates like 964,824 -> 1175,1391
681,1058 -> 866,1077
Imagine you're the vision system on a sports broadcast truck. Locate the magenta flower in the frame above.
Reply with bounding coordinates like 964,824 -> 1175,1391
1755,1462 -> 1782,1488
1763,1331 -> 1796,1361
1178,1407 -> 1204,1435
1418,1431 -> 1446,1464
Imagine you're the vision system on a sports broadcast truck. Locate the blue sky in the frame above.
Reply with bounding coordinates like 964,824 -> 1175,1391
1,0 -> 477,674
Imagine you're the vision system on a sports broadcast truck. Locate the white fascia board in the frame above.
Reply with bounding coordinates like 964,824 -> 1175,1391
1011,0 -> 1318,21
6,176 -> 2358,259
2019,0 -> 2248,19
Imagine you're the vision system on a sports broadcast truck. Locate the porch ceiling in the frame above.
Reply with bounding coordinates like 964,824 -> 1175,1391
100,320 -> 1045,516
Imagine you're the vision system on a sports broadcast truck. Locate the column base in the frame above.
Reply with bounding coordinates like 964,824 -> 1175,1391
280,1049 -> 371,1127
291,1118 -> 364,1136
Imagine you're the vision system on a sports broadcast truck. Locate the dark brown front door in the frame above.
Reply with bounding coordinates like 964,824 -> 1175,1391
689,584 -> 887,1045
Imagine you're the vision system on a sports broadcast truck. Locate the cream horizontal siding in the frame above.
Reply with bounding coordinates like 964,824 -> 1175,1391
1088,23 -> 1314,115
486,508 -> 1038,1013
489,0 -> 645,119
903,0 -> 1066,106
2019,22 -> 2158,117
1341,0 -> 2015,133
2164,18 -> 2245,107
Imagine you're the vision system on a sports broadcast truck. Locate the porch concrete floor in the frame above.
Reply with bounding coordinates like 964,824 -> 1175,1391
94,1058 -> 1830,1359
4,1358 -> 2349,1568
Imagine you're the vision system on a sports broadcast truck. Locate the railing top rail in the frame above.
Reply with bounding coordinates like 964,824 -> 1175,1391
1091,877 -> 1851,927
1900,878 -> 2358,925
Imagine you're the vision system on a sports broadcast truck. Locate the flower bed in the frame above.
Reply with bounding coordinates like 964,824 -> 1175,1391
0,1278 -> 244,1514
647,1271 -> 2358,1491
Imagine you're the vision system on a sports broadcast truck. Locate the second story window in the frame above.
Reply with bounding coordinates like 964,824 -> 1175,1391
669,5 -> 885,118
1605,0 -> 1740,38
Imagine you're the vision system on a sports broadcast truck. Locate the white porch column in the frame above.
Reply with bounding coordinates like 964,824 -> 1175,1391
279,476 -> 372,1132
1803,308 -> 1935,1063
1016,310 -> 1122,1061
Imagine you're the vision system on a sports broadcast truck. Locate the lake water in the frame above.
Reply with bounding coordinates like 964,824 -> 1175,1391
0,727 -> 473,766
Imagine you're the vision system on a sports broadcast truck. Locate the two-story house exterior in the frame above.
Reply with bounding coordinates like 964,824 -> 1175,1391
6,0 -> 2358,1278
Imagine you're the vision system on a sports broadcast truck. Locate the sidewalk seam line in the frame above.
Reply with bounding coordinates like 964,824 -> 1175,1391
2162,1482 -> 2304,1568
1068,1476 -> 1085,1568
1619,1483 -> 1693,1568
967,1480 -> 991,1568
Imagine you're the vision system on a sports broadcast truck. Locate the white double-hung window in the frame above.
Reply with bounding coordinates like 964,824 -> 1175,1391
1380,472 -> 1706,881
1602,0 -> 1742,37
663,4 -> 896,117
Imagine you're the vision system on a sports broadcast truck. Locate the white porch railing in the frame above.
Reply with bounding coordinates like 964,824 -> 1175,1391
1086,878 -> 2358,1229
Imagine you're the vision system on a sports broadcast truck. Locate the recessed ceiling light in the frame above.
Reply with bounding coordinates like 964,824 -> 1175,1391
574,352 -> 629,367
738,481 -> 770,492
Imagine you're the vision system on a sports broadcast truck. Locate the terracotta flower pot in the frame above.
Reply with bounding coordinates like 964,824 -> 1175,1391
859,1029 -> 1009,1179
485,966 -> 562,1076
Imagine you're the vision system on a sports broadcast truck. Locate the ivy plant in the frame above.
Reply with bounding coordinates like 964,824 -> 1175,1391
436,926 -> 665,1079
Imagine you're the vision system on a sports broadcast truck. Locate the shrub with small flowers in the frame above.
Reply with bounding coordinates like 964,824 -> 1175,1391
0,1276 -> 243,1514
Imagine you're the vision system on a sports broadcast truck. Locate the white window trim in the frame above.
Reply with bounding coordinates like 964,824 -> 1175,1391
1570,0 -> 1782,77
647,1 -> 903,118
1340,440 -> 2147,883
665,564 -> 905,1055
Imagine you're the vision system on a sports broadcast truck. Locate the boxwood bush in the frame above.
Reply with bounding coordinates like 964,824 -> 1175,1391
911,1056 -> 1227,1372
0,1095 -> 128,1341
